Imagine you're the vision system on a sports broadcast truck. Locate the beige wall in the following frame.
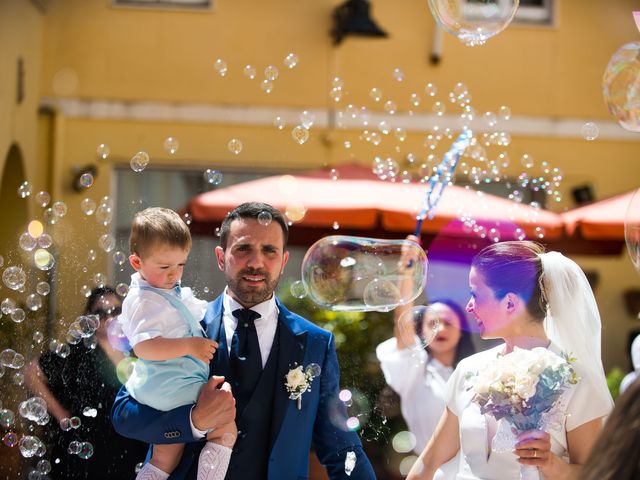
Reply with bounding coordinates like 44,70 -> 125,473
2,0 -> 640,370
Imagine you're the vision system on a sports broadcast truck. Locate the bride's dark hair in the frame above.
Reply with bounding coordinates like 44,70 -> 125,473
471,241 -> 547,322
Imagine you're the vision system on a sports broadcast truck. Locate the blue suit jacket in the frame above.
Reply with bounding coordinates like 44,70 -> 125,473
112,295 -> 376,479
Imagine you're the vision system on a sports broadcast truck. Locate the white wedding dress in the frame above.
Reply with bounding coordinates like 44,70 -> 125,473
444,343 -> 612,480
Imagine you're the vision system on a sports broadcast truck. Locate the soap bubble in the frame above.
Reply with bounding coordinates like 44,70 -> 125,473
34,249 -> 55,271
78,442 -> 94,459
204,169 -> 224,185
52,201 -> 68,218
302,236 -> 427,311
96,143 -> 110,160
603,41 -> 640,132
392,430 -> 417,453
369,88 -> 382,102
291,125 -> 310,145
130,151 -> 150,172
625,188 -> 640,274
182,212 -> 192,225
427,0 -> 519,46
116,283 -> 129,297
99,233 -> 116,252
300,110 -> 315,129
35,191 -> 51,207
3,266 -> 27,290
11,308 -> 26,324
329,388 -> 371,432
43,208 -> 57,225
214,58 -> 227,76
113,250 -> 127,265
2,432 -> 18,447
28,220 -> 44,238
257,211 -> 272,226
19,435 -> 44,458
18,181 -> 32,198
19,232 -> 37,251
397,306 -> 440,353
93,272 -> 107,287
305,363 -> 321,378
581,122 -> 599,141
284,52 -> 299,69
26,294 -> 42,311
36,281 -> 50,296
274,116 -> 286,130
95,202 -> 114,226
227,139 -> 243,155
260,79 -> 274,93
37,459 -> 51,474
290,280 -> 308,299
285,203 -> 306,222
264,65 -> 279,81
0,408 -> 15,427
163,136 -> 179,155
1,298 -> 15,314
243,64 -> 256,79
393,67 -> 404,82
79,172 -> 94,188
68,440 -> 81,455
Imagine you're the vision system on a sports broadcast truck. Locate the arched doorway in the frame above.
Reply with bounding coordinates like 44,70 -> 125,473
0,143 -> 29,263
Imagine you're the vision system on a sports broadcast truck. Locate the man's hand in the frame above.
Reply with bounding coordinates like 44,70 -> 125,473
192,376 -> 235,432
185,338 -> 218,363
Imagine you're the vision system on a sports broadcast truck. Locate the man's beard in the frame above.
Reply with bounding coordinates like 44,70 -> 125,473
227,268 -> 281,307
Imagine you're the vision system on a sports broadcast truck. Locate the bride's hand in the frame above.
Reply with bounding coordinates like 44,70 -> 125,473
514,430 -> 551,467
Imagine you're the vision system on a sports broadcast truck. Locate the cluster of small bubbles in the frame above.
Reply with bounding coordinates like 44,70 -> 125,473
164,136 -> 179,155
26,294 -> 43,311
274,116 -> 286,130
2,432 -> 18,447
392,67 -> 404,82
204,169 -> 224,185
82,407 -> 98,418
18,435 -> 46,458
35,191 -> 51,207
283,52 -> 299,69
52,201 -> 68,218
257,211 -> 272,226
79,172 -> 94,188
369,87 -> 382,102
99,233 -> 116,252
372,157 -> 400,181
227,139 -> 243,155
581,122 -> 599,141
130,151 -> 150,172
3,266 -> 27,290
182,212 -> 192,225
18,181 -> 32,198
93,273 -> 107,287
290,280 -> 308,299
19,232 -> 37,251
96,143 -> 110,160
33,331 -> 44,344
264,65 -> 279,81
19,397 -> 49,424
213,58 -> 227,76
0,408 -> 16,427
291,125 -> 310,145
34,249 -> 55,271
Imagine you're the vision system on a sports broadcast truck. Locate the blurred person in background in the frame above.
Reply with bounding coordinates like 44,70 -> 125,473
619,333 -> 640,395
24,286 -> 148,479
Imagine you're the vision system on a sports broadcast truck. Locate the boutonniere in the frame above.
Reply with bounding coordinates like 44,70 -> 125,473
285,362 -> 321,410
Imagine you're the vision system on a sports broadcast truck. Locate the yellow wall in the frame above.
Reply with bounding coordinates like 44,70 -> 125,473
3,0 -> 640,371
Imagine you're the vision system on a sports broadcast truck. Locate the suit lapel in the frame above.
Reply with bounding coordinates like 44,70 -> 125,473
269,299 -> 307,449
204,296 -> 232,380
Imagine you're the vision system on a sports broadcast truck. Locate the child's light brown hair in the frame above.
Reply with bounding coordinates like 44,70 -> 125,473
129,207 -> 191,258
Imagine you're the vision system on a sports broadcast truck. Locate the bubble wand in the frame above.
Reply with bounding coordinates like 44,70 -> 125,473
414,129 -> 473,236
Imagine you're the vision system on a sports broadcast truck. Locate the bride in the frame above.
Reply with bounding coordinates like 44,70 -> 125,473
407,241 -> 613,480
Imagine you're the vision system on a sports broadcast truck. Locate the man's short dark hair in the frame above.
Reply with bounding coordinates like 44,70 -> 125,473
219,202 -> 289,249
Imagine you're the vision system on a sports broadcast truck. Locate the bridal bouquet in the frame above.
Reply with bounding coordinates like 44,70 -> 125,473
469,347 -> 578,479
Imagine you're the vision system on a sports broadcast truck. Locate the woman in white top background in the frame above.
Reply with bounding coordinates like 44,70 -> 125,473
376,235 -> 476,479
407,241 -> 613,480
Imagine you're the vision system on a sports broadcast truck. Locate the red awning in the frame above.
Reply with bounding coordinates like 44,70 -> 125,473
562,190 -> 637,240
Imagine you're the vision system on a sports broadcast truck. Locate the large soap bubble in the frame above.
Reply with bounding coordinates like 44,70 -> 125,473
625,188 -> 640,273
302,236 -> 427,311
397,306 -> 441,353
603,41 -> 640,132
427,0 -> 519,46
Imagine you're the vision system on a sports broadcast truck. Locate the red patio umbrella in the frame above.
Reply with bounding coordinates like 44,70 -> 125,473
562,190 -> 637,240
187,165 -> 565,246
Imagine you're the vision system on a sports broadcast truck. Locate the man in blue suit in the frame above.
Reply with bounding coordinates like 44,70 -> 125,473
113,202 -> 376,479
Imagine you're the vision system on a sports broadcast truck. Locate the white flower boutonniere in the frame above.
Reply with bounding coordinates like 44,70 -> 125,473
285,362 -> 321,410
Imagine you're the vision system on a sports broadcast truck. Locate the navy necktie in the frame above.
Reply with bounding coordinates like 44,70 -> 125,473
230,308 -> 262,416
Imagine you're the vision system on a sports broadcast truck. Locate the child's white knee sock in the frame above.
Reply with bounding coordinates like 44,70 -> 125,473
136,462 -> 170,480
197,442 -> 233,480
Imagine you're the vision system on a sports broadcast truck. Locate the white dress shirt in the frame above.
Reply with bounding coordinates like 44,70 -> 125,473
190,288 -> 280,438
